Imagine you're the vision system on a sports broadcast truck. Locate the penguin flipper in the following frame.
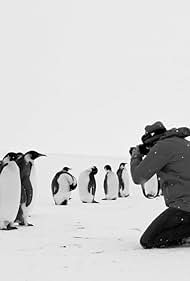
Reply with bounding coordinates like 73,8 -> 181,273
69,183 -> 77,191
104,177 -> 108,195
15,188 -> 26,223
51,182 -> 59,195
121,179 -> 125,191
88,175 -> 96,195
92,185 -> 96,196
20,186 -> 27,204
87,183 -> 92,193
6,224 -> 18,230
23,177 -> 33,207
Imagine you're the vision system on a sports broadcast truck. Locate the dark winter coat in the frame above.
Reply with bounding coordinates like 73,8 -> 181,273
130,128 -> 190,212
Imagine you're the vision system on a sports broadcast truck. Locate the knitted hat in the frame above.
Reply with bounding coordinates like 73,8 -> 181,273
141,121 -> 167,146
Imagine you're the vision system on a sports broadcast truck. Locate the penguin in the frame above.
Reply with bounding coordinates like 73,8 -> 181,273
0,152 -> 21,230
51,167 -> 77,205
15,152 -> 31,226
141,174 -> 160,199
78,166 -> 98,203
102,165 -> 119,200
15,150 -> 46,226
116,163 -> 130,197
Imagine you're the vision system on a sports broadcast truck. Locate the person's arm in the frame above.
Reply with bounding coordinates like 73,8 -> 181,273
130,140 -> 171,185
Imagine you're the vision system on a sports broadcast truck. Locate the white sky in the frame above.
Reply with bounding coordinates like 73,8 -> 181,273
0,0 -> 190,157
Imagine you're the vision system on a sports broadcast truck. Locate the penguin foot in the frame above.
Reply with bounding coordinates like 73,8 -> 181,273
18,222 -> 25,226
92,200 -> 99,203
16,219 -> 25,225
5,225 -> 18,230
101,198 -> 107,200
61,200 -> 68,205
18,222 -> 34,227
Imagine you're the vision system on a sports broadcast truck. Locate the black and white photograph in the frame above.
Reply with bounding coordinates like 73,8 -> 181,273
1,1 -> 190,280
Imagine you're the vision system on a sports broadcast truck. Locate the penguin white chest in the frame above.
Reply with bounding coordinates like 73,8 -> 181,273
0,162 -> 21,222
106,172 -> 119,199
78,171 -> 94,202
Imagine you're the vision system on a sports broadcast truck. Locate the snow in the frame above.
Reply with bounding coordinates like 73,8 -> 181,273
1,153 -> 190,281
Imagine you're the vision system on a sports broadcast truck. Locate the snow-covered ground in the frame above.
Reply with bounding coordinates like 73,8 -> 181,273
1,153 -> 190,281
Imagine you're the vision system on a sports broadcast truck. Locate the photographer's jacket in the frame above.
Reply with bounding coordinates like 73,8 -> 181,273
131,128 -> 190,212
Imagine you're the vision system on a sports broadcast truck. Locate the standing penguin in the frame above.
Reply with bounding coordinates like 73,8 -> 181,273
15,152 -> 32,226
116,163 -> 130,197
0,152 -> 21,230
78,166 -> 98,203
15,150 -> 46,226
102,165 -> 119,200
51,167 -> 77,205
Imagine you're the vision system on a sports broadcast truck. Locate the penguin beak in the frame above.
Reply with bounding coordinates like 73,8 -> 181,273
38,153 -> 47,157
1,161 -> 8,168
2,157 -> 9,165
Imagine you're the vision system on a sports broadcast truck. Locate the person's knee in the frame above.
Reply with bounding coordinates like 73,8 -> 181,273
140,234 -> 153,249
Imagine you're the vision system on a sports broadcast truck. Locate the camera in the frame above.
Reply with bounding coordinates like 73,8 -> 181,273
138,144 -> 150,155
129,125 -> 166,157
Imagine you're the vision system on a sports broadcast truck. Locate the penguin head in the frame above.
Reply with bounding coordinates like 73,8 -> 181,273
24,150 -> 47,162
16,152 -> 24,160
62,167 -> 71,172
91,166 -> 98,175
119,162 -> 127,169
104,164 -> 112,171
2,152 -> 18,164
14,152 -> 24,165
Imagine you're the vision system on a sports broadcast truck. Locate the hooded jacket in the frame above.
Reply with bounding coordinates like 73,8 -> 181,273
130,127 -> 190,212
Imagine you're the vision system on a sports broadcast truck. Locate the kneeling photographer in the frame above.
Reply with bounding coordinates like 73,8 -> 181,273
130,121 -> 190,249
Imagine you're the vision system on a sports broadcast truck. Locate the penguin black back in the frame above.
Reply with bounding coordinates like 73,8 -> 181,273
15,153 -> 33,207
51,168 -> 77,195
117,164 -> 125,193
88,166 -> 98,195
